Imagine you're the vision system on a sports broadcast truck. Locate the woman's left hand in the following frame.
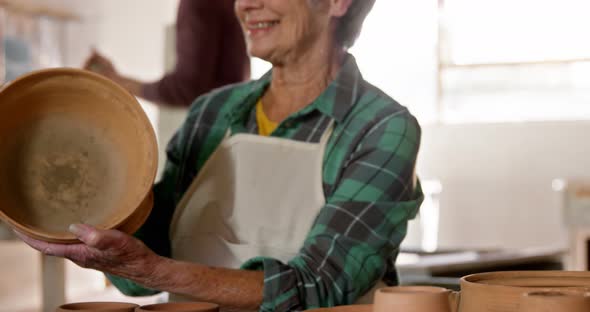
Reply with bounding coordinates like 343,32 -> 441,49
14,224 -> 162,282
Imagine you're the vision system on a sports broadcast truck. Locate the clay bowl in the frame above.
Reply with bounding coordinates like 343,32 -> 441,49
56,301 -> 138,311
136,302 -> 219,312
304,304 -> 372,312
458,271 -> 590,312
0,68 -> 157,243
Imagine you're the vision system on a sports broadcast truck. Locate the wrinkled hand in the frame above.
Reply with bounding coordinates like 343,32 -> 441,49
83,50 -> 118,80
15,224 -> 162,281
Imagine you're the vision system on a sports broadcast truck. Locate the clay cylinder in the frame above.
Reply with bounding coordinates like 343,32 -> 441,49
373,286 -> 456,312
458,271 -> 590,312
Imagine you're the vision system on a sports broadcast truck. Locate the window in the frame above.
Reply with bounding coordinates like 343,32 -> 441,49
252,0 -> 590,124
440,0 -> 590,123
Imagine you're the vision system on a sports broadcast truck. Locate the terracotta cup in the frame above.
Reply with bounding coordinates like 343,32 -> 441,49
373,286 -> 458,312
303,304 -> 373,312
519,290 -> 590,312
136,302 -> 219,312
56,302 -> 138,312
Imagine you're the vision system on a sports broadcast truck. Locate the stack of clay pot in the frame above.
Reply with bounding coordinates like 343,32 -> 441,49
305,271 -> 590,312
456,271 -> 590,312
0,68 -> 158,243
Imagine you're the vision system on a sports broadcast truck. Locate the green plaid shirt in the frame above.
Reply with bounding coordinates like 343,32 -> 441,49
110,54 -> 424,311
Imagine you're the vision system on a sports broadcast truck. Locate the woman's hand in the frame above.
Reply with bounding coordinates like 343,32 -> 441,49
14,224 -> 162,282
82,49 -> 144,97
83,50 -> 119,81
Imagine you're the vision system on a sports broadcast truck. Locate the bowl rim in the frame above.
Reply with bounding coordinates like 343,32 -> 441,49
0,67 -> 158,242
136,301 -> 220,311
57,301 -> 139,311
461,271 -> 590,289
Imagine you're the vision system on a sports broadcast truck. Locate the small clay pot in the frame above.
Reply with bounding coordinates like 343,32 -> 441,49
136,302 -> 219,312
373,286 -> 457,312
56,301 -> 138,312
519,290 -> 590,312
303,304 -> 372,312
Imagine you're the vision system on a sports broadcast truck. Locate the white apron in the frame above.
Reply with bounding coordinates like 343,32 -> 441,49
169,123 -> 383,304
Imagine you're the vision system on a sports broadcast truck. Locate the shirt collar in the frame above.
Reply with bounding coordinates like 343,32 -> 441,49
312,53 -> 364,122
228,53 -> 364,125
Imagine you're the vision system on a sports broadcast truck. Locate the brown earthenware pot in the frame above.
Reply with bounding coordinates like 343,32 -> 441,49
56,301 -> 138,311
458,271 -> 590,312
348,271 -> 590,312
0,68 -> 157,243
136,302 -> 219,312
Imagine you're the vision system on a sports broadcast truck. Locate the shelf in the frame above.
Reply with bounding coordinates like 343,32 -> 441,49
0,0 -> 81,21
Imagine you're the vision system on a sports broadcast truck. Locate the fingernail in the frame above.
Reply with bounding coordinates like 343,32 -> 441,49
69,224 -> 84,236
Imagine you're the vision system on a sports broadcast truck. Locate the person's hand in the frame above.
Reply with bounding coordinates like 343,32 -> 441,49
14,224 -> 162,281
83,50 -> 119,81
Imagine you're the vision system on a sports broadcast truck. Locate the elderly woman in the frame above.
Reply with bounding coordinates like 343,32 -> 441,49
18,0 -> 423,310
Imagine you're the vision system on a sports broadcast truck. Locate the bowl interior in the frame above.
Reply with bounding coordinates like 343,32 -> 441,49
0,69 -> 157,241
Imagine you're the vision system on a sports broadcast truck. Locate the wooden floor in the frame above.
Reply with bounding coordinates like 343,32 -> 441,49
0,241 -> 164,312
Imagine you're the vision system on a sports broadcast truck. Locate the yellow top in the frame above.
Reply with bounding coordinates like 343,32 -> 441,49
256,99 -> 278,136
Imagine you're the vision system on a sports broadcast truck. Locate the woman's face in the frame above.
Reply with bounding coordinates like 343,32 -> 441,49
235,0 -> 346,64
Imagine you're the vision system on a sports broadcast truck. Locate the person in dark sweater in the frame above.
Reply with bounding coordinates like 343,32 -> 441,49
84,0 -> 250,107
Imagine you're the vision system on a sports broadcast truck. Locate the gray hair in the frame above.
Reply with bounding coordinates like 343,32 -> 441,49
335,0 -> 376,49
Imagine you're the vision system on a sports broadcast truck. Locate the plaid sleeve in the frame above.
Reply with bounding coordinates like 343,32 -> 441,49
242,111 -> 424,311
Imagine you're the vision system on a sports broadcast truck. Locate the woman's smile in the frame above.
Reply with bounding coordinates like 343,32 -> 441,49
244,19 -> 280,39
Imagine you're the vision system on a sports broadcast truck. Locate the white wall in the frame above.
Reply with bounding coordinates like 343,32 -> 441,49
92,0 -> 178,82
416,121 -> 590,250
91,0 -> 181,177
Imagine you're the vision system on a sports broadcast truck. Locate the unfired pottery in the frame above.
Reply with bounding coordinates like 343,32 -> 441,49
363,271 -> 590,312
457,271 -> 590,312
0,68 -> 157,243
136,302 -> 219,312
303,304 -> 372,312
519,290 -> 590,312
56,301 -> 138,311
373,286 -> 457,312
